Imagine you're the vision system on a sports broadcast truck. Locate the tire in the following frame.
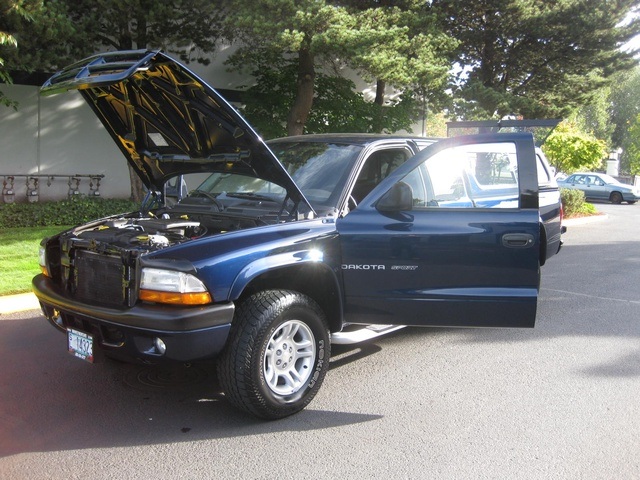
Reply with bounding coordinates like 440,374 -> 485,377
218,290 -> 330,419
610,192 -> 623,204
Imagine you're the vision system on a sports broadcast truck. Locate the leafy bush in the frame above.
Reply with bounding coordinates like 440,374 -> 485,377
0,196 -> 138,228
560,188 -> 596,217
542,121 -> 607,174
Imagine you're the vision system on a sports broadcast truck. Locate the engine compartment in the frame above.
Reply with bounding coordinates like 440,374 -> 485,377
70,206 -> 273,253
73,217 -> 206,251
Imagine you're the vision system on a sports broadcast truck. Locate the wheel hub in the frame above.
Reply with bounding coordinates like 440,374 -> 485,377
274,342 -> 294,368
263,320 -> 315,396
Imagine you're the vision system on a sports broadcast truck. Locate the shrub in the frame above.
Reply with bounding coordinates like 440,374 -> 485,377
543,121 -> 607,174
560,188 -> 596,217
0,196 -> 138,228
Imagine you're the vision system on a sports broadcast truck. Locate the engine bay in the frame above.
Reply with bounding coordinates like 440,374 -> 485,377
70,205 -> 276,253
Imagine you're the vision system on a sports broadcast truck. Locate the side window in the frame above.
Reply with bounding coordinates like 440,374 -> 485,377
402,164 -> 429,207
424,150 -> 473,207
399,142 -> 520,209
536,154 -> 552,183
352,148 -> 411,203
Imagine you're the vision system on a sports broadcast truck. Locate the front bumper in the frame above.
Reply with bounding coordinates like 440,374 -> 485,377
33,274 -> 234,364
622,191 -> 640,202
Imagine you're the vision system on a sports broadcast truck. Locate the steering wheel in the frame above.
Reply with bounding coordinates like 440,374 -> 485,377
190,190 -> 224,211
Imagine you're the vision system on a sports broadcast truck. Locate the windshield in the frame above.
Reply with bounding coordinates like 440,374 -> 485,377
598,174 -> 620,184
187,141 -> 362,214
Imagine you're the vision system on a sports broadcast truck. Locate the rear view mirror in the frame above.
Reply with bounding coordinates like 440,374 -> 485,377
376,182 -> 413,212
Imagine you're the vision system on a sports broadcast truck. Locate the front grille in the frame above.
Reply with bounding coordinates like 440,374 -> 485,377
74,250 -> 127,307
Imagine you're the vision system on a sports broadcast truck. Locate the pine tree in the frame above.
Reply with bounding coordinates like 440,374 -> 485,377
434,0 -> 640,118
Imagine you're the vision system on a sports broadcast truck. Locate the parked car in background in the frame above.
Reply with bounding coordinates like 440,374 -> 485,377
558,172 -> 640,204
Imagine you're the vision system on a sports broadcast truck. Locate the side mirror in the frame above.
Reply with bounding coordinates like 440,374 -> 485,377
164,175 -> 188,205
376,181 -> 413,212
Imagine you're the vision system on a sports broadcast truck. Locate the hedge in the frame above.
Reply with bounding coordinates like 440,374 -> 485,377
0,196 -> 138,228
560,188 -> 596,217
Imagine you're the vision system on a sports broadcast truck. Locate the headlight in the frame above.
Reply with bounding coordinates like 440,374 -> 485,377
139,268 -> 212,305
39,245 -> 49,277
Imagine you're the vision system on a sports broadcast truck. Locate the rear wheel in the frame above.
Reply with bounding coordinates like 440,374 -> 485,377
218,290 -> 330,419
610,192 -> 623,204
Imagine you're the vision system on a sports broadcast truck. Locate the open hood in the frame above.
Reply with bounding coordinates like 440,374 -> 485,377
41,50 -> 312,213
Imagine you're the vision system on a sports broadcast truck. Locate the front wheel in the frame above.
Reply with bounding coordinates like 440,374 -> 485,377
218,290 -> 330,419
610,191 -> 623,204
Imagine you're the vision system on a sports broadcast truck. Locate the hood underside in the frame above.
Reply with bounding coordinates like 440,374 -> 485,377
41,50 -> 310,210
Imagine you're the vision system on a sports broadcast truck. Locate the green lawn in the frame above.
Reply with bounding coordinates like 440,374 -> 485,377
0,226 -> 71,296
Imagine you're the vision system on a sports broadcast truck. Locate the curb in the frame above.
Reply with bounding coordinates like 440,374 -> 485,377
0,292 -> 40,315
563,213 -> 608,227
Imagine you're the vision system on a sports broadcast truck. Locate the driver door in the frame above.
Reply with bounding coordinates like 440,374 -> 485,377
337,133 -> 540,328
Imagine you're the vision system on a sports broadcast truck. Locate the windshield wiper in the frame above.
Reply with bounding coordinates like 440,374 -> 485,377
225,192 -> 279,203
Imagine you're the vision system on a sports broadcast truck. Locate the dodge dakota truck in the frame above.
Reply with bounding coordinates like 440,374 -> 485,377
33,50 -> 562,419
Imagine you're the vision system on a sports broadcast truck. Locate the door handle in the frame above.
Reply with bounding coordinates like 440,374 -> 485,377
502,233 -> 535,248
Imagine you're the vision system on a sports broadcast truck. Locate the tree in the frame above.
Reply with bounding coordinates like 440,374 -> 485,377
610,67 -> 640,143
571,66 -> 640,175
225,0 -> 353,136
1,0 -> 70,107
225,0 -> 455,135
542,121 -> 607,174
623,114 -> 640,175
570,85 -> 613,149
434,0 -> 640,119
63,0 -> 226,66
0,0 -> 22,106
325,1 -> 456,130
237,54 -> 418,138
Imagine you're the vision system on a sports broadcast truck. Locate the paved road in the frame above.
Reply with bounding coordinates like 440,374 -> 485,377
1,203 -> 639,479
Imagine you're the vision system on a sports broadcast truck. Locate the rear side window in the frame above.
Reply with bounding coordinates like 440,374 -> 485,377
536,155 -> 551,183
535,151 -> 558,188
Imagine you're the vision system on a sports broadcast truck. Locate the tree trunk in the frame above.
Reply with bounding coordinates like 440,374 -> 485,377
374,79 -> 386,106
287,48 -> 315,136
373,79 -> 386,133
128,164 -> 146,203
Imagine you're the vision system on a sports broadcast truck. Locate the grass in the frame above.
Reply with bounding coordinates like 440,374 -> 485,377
0,226 -> 71,296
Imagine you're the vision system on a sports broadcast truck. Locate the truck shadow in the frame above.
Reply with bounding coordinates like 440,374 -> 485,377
0,316 -> 382,457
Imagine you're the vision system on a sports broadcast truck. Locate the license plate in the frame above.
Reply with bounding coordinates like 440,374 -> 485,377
67,328 -> 94,363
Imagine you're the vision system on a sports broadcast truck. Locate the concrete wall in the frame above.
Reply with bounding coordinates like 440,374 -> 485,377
1,84 -> 131,202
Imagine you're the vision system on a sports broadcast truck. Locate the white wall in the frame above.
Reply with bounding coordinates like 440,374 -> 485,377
0,84 -> 131,201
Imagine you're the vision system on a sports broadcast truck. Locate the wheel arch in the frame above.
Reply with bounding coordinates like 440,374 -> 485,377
231,262 -> 344,333
610,190 -> 623,203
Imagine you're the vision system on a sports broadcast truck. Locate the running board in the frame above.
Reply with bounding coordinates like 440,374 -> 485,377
331,325 -> 405,345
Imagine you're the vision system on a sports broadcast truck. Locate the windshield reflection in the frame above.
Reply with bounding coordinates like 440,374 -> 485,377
190,142 -> 362,213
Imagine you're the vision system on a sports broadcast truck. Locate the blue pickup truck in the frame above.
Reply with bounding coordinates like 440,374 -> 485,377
33,51 -> 563,419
